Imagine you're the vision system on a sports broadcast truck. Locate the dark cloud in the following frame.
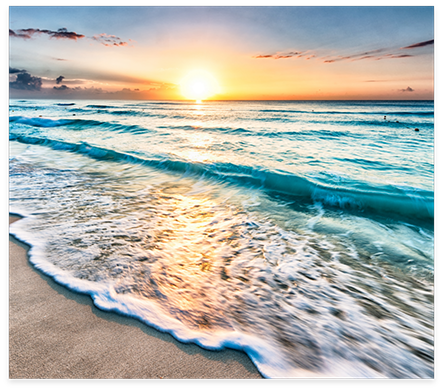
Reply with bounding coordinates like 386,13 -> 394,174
9,29 -> 31,39
9,27 -> 85,40
399,86 -> 414,92
402,39 -> 434,49
56,75 -> 65,85
10,72 -> 42,90
53,85 -> 70,91
92,33 -> 128,47
9,67 -> 27,74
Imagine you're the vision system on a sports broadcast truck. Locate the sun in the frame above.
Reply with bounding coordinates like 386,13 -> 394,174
180,70 -> 220,102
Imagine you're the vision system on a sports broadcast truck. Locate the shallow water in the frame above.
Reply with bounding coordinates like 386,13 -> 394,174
9,99 -> 434,378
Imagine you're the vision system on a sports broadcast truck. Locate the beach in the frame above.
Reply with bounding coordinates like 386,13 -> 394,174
9,214 -> 262,379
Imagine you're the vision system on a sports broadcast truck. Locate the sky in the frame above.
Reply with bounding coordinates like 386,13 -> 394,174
8,5 -> 435,100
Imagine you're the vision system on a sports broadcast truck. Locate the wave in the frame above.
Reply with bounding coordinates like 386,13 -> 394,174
9,105 -> 49,111
9,116 -> 74,128
86,104 -> 117,108
9,115 -> 153,135
9,115 -> 252,136
68,107 -> 169,118
158,124 -> 253,134
9,134 -> 434,223
257,109 -> 434,116
6,217 -> 306,379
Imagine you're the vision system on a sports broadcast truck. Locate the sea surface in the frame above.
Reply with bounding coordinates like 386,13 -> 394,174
9,99 -> 434,378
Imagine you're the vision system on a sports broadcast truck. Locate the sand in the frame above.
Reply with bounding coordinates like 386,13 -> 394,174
8,214 -> 262,379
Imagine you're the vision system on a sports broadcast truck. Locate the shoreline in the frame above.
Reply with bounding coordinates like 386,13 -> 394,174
8,214 -> 262,379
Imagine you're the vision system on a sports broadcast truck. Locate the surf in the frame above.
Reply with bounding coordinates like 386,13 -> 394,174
9,133 -> 434,223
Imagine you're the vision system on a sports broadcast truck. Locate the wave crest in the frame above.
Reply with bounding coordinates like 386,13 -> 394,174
9,134 -> 433,223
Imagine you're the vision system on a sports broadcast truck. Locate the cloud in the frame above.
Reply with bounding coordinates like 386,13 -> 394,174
401,39 -> 434,49
255,38 -> 432,65
399,86 -> 414,92
329,36 -> 434,63
323,48 -> 387,63
92,33 -> 129,47
53,85 -> 69,91
9,67 -> 27,74
10,27 -> 131,48
9,29 -> 31,39
10,72 -> 42,90
56,75 -> 65,84
9,27 -> 85,40
324,50 -> 416,63
253,51 -> 303,59
386,54 -> 414,59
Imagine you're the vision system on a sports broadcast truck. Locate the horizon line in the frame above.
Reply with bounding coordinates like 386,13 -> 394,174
8,97 -> 435,102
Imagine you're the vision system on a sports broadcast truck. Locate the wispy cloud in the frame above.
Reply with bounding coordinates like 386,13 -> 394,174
9,29 -> 31,39
253,51 -> 314,60
401,39 -> 434,49
323,48 -> 386,63
92,33 -> 129,47
10,27 -> 131,47
9,27 -> 84,40
253,54 -> 275,58
387,54 -> 414,59
253,38 -> 433,64
309,40 -> 426,66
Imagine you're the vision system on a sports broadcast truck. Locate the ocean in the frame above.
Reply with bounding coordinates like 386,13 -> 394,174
9,99 -> 434,378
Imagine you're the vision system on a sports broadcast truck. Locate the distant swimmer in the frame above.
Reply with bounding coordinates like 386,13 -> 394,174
384,115 -> 386,120
415,128 -> 419,132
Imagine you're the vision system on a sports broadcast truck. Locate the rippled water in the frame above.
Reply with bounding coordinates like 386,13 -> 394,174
9,99 -> 434,378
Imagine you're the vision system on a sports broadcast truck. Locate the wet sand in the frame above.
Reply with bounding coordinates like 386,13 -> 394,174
8,214 -> 262,379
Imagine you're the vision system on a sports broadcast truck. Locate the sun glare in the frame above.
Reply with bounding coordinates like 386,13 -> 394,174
180,70 -> 220,102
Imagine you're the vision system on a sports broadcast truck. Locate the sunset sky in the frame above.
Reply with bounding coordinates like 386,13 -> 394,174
9,5 -> 434,101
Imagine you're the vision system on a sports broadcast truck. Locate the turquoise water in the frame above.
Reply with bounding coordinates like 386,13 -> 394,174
9,99 -> 434,378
